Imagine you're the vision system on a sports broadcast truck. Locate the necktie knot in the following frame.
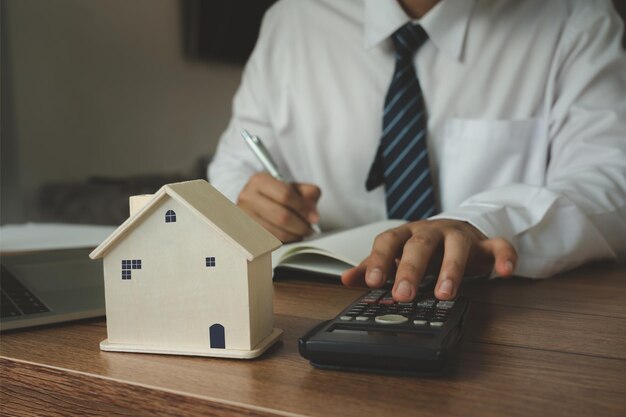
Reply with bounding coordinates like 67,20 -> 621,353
392,23 -> 428,60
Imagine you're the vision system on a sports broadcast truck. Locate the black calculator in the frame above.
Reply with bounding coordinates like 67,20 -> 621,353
298,289 -> 469,375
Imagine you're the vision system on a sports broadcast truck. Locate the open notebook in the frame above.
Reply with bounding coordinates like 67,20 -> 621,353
271,219 -> 407,277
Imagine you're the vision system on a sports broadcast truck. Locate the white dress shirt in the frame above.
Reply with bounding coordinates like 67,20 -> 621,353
209,0 -> 626,277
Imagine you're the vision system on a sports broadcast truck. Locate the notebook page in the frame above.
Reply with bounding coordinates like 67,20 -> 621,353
272,219 -> 406,270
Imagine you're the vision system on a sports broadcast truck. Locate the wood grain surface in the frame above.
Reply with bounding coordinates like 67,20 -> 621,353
2,262 -> 626,417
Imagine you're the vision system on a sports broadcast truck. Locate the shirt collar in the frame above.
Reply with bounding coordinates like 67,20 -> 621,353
364,0 -> 475,62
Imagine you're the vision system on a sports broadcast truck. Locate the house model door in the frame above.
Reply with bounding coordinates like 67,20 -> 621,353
209,324 -> 225,349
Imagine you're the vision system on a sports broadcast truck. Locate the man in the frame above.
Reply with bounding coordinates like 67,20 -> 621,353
209,0 -> 626,301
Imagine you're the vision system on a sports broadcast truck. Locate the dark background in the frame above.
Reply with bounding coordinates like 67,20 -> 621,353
183,0 -> 277,64
615,0 -> 626,44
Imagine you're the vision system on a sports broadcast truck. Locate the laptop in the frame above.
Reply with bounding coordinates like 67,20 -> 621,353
1,248 -> 105,331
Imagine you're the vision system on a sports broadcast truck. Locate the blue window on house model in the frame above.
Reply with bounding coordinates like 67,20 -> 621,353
165,210 -> 176,223
121,259 -> 142,280
206,257 -> 216,267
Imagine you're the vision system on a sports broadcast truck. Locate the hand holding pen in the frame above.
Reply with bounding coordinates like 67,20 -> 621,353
239,129 -> 322,242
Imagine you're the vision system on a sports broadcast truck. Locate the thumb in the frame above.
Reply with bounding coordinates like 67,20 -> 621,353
294,183 -> 321,222
479,237 -> 518,278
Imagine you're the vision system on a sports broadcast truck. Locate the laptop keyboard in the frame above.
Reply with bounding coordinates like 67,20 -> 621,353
1,265 -> 50,318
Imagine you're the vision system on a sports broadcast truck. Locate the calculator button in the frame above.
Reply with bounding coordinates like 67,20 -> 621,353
356,316 -> 369,321
379,297 -> 396,305
430,321 -> 444,328
340,316 -> 353,321
437,300 -> 455,309
413,320 -> 428,326
417,299 -> 436,308
374,314 -> 408,324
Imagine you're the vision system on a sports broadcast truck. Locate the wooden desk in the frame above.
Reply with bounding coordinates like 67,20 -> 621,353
2,263 -> 626,417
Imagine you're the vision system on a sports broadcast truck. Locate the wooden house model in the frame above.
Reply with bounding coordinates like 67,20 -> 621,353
90,179 -> 283,359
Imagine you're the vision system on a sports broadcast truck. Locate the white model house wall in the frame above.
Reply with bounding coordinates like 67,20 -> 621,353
102,196 -> 253,351
246,252 -> 274,348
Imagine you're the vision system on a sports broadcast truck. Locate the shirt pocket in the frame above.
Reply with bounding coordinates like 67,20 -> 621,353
438,117 -> 548,210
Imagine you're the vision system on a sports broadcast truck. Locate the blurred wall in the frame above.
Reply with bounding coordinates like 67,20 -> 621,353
2,0 -> 243,223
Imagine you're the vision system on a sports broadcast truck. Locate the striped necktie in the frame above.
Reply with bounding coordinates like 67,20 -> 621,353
367,23 -> 437,221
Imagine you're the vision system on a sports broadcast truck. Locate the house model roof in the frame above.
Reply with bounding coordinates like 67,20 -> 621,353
90,180 -> 282,261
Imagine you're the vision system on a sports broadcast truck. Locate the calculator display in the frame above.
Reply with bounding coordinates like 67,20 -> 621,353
329,328 -> 437,339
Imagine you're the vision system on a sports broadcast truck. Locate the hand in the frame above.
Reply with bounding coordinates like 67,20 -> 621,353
237,172 -> 321,242
341,219 -> 517,301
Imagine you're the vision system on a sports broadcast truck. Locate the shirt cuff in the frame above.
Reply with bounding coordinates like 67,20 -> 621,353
429,204 -> 507,241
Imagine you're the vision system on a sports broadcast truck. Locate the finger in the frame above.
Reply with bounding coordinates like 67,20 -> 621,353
259,178 -> 313,221
244,173 -> 315,235
239,205 -> 300,243
392,229 -> 441,302
294,183 -> 322,223
435,231 -> 472,300
366,227 -> 413,288
295,183 -> 321,203
341,260 -> 368,288
253,195 -> 312,237
480,237 -> 518,277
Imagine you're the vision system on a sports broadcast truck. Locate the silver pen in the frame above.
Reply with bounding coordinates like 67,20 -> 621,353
241,129 -> 321,234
